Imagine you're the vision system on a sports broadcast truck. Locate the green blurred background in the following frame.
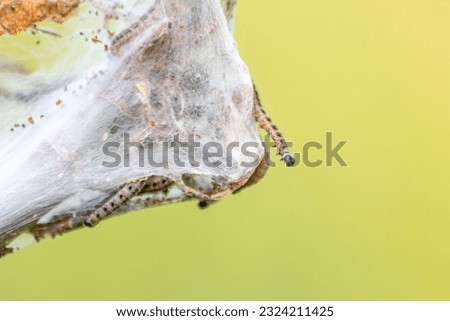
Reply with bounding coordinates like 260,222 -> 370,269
1,0 -> 449,300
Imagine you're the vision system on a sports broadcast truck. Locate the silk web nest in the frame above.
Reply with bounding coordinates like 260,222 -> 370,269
0,0 -> 294,256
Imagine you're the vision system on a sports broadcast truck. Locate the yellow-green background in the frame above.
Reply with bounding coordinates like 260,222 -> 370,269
1,0 -> 449,300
